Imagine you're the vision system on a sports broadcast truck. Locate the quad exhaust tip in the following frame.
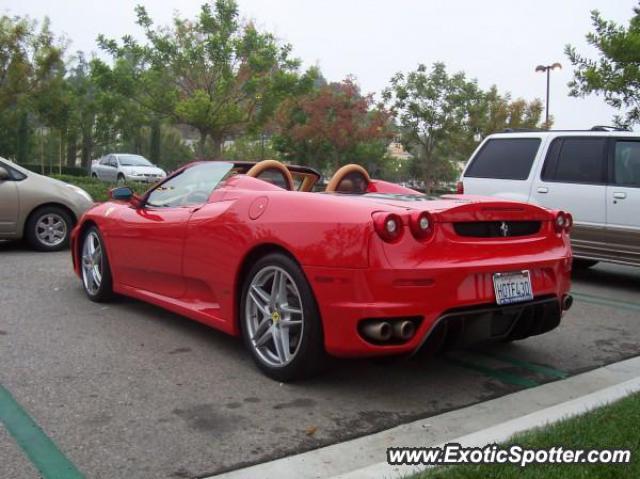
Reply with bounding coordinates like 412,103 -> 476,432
393,320 -> 416,341
360,319 -> 418,343
361,321 -> 392,342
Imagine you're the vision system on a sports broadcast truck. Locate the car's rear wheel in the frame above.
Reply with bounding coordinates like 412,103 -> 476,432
25,206 -> 73,252
91,173 -> 98,179
240,253 -> 325,382
81,226 -> 113,302
117,174 -> 125,185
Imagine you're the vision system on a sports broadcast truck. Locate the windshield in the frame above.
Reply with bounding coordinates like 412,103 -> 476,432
146,162 -> 235,207
118,155 -> 153,167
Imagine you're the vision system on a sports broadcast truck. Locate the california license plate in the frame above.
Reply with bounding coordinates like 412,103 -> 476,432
493,271 -> 534,305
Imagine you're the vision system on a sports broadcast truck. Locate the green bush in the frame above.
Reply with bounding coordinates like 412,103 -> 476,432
50,174 -> 151,203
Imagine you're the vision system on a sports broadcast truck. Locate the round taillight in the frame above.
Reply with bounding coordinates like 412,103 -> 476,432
386,218 -> 398,234
564,213 -> 573,233
409,211 -> 434,240
555,211 -> 568,233
373,212 -> 404,242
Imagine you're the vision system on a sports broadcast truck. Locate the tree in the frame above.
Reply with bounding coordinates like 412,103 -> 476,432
472,86 -> 545,135
566,4 -> 640,126
273,78 -> 393,173
0,14 -> 66,163
98,0 -> 312,157
383,63 -> 483,193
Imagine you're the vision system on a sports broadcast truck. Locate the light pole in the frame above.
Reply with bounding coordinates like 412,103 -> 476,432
535,62 -> 562,128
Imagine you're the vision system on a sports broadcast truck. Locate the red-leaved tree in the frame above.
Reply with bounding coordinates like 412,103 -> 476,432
272,78 -> 393,173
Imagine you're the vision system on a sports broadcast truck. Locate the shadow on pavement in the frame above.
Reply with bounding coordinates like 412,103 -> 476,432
572,263 -> 640,293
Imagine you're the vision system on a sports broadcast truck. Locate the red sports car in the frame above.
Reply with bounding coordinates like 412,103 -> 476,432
71,160 -> 573,381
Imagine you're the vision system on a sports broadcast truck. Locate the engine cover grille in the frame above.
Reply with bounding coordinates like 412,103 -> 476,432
454,221 -> 541,238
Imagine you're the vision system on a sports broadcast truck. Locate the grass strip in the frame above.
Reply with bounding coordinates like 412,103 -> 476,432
410,392 -> 640,479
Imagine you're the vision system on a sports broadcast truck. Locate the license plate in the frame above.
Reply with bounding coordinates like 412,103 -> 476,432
493,271 -> 534,305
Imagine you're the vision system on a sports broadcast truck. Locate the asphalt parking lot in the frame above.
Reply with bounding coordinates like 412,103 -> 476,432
1,241 -> 639,479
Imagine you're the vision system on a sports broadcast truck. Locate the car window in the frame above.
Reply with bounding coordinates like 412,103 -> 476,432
109,156 -> 118,167
541,138 -> 606,184
0,159 -> 27,181
118,154 -> 152,167
99,156 -> 109,165
614,141 -> 640,188
146,162 -> 235,207
464,138 -> 541,180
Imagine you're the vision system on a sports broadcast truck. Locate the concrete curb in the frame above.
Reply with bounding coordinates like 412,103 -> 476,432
208,355 -> 640,479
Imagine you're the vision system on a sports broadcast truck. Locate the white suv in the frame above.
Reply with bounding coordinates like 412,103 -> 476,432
459,127 -> 640,268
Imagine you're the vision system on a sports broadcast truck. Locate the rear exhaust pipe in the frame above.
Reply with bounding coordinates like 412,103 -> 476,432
392,320 -> 416,341
362,321 -> 392,342
562,294 -> 573,311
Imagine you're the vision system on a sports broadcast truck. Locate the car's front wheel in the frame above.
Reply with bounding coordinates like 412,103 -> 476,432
81,226 -> 113,302
240,253 -> 325,382
25,206 -> 73,251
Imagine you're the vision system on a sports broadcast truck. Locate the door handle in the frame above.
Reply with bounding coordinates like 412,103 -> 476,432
613,192 -> 627,200
537,187 -> 549,194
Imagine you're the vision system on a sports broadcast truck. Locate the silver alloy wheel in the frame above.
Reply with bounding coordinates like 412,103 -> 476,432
35,213 -> 67,247
245,266 -> 304,367
81,231 -> 103,295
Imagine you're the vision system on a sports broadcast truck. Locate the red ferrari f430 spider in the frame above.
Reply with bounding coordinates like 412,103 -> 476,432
71,160 -> 573,381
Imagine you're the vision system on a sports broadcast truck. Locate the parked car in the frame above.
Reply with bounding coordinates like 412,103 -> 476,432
459,127 -> 640,268
0,157 -> 93,251
71,160 -> 572,381
91,154 -> 166,183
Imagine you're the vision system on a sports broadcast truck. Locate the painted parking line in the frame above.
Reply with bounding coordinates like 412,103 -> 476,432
472,351 -> 569,379
445,355 -> 539,388
0,384 -> 84,479
572,291 -> 640,312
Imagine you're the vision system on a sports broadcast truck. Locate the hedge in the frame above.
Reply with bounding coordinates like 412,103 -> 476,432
50,174 -> 151,203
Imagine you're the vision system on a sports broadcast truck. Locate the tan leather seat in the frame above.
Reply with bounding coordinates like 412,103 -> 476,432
325,164 -> 370,193
246,160 -> 295,191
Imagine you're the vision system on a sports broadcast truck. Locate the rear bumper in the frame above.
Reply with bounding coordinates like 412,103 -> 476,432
305,256 -> 572,357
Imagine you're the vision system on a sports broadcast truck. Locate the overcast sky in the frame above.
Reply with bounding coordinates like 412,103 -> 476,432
3,0 -> 638,129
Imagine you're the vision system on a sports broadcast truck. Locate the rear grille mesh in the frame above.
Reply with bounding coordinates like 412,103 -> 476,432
454,221 -> 541,238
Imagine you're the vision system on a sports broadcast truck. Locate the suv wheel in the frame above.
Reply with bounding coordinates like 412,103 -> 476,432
573,259 -> 599,269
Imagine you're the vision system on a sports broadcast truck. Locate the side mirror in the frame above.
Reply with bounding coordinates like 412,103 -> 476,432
110,187 -> 143,208
110,186 -> 133,201
0,166 -> 10,181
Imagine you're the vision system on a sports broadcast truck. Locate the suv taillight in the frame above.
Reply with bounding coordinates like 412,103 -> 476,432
456,181 -> 464,194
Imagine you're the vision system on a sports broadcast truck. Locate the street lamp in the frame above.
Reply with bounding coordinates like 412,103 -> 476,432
535,62 -> 562,128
